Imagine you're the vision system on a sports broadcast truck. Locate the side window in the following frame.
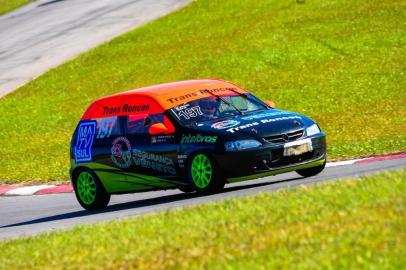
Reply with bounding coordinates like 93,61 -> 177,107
127,113 -> 174,135
127,114 -> 150,134
94,116 -> 119,139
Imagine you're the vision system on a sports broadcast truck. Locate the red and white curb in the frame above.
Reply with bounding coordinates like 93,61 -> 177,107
0,184 -> 73,197
1,153 -> 405,197
325,153 -> 406,167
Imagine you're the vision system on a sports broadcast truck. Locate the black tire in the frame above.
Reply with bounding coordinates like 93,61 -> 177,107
187,153 -> 225,194
178,186 -> 195,193
296,161 -> 326,177
73,168 -> 110,211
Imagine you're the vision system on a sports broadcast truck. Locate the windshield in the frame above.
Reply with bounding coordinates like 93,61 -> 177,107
170,93 -> 267,125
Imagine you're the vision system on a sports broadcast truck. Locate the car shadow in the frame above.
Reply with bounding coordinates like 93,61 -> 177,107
38,0 -> 67,7
0,176 -> 304,228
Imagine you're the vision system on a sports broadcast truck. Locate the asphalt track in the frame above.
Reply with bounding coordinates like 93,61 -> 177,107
0,0 -> 190,98
0,158 -> 405,241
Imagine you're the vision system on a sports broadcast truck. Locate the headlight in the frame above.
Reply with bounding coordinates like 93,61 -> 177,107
224,139 -> 262,151
306,124 -> 321,136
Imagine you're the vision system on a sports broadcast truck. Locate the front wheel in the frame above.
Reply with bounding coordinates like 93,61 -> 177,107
188,153 -> 225,194
178,186 -> 195,193
73,169 -> 110,210
296,161 -> 326,177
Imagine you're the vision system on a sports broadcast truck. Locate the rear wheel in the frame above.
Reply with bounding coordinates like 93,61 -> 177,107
296,161 -> 326,177
188,153 -> 225,194
73,169 -> 110,210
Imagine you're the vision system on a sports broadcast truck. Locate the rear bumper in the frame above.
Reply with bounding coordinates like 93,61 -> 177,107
215,134 -> 326,181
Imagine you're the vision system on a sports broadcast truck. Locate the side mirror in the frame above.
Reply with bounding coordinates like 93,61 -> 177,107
148,123 -> 168,135
264,100 -> 276,108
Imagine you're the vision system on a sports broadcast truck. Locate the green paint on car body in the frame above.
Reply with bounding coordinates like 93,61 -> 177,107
96,170 -> 179,193
71,160 -> 186,193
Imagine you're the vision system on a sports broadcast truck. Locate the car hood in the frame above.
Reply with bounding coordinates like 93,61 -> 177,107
188,109 -> 315,139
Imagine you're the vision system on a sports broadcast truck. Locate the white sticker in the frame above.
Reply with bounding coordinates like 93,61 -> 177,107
283,138 -> 313,156
176,106 -> 203,120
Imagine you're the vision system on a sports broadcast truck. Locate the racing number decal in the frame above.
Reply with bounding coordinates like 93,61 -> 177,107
175,105 -> 203,120
97,117 -> 116,139
74,121 -> 96,163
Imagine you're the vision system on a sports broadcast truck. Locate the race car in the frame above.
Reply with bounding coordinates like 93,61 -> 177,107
70,79 -> 326,210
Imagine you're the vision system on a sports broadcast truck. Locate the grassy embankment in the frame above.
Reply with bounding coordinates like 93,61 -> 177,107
1,169 -> 405,269
0,0 -> 405,183
0,0 -> 31,16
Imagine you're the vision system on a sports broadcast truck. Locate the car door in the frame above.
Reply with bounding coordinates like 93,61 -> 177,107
124,112 -> 180,189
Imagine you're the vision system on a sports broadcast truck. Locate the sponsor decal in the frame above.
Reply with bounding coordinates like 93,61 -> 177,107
174,105 -> 203,120
211,120 -> 240,129
181,134 -> 217,144
151,134 -> 175,144
198,87 -> 238,95
226,116 -> 302,133
173,104 -> 190,110
74,121 -> 97,163
102,104 -> 150,115
110,137 -> 176,174
177,154 -> 188,168
166,87 -> 239,104
132,149 -> 176,175
111,137 -> 132,168
226,122 -> 259,134
167,93 -> 199,104
260,116 -> 301,124
241,111 -> 285,121
96,117 -> 117,139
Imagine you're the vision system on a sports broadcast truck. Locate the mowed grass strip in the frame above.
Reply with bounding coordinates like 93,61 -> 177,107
0,0 -> 405,183
0,0 -> 31,15
1,169 -> 405,269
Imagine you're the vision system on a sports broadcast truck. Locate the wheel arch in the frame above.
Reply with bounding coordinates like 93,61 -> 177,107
71,166 -> 110,194
184,149 -> 222,168
71,166 -> 88,184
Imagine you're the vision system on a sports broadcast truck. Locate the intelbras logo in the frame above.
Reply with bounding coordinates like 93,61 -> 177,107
181,134 -> 218,144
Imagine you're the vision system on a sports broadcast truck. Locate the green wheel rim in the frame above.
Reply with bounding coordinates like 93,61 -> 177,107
191,154 -> 212,189
77,172 -> 97,205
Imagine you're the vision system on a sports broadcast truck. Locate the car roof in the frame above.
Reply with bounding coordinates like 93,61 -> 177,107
81,79 -> 249,120
102,79 -> 248,109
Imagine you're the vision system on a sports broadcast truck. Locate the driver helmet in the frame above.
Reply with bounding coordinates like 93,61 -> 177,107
200,97 -> 219,117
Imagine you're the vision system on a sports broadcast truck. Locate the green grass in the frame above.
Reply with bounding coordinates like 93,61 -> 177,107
0,0 -> 405,183
0,0 -> 31,16
1,169 -> 405,269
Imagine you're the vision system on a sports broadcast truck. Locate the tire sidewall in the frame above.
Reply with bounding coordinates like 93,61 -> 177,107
296,160 -> 326,177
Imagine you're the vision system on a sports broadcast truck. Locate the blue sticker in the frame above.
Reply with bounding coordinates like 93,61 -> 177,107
74,120 -> 96,163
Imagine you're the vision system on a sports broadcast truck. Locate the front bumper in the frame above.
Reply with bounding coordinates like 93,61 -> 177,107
215,133 -> 326,181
